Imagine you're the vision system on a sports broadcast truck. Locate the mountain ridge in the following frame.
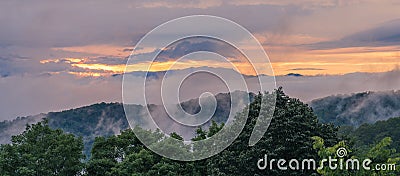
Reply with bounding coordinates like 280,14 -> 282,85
310,90 -> 400,126
2,89 -> 400,156
0,91 -> 252,156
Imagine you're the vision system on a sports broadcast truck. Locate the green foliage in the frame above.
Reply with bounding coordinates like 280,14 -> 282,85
192,127 -> 207,141
0,89 -> 346,176
205,88 -> 339,175
170,132 -> 183,141
86,129 -> 145,175
312,136 -> 351,175
0,121 -> 85,176
48,102 -> 131,158
85,89 -> 336,175
207,120 -> 224,138
3,90 -> 400,175
313,136 -> 400,176
362,137 -> 400,176
83,88 -> 339,175
341,117 -> 400,154
86,128 -> 200,176
0,97 -> 240,158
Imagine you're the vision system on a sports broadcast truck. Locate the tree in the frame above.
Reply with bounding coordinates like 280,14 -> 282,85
363,137 -> 400,176
87,128 -> 199,176
87,88 -> 340,175
313,136 -> 400,176
206,88 -> 339,175
312,136 -> 351,175
0,120 -> 84,175
86,129 -> 145,176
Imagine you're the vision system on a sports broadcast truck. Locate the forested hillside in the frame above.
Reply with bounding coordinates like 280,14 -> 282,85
0,92 -> 247,156
3,90 -> 400,158
310,90 -> 400,126
340,116 -> 400,152
2,89 -> 400,159
2,89 -> 399,175
2,89 -> 400,175
0,89 -> 339,175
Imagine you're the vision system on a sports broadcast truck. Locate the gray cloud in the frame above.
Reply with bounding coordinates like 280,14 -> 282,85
0,56 -> 72,77
123,48 -> 134,52
127,37 -> 247,65
154,37 -> 242,62
82,56 -> 128,65
0,0 -> 398,52
0,1 -> 309,48
306,19 -> 400,49
0,73 -> 122,121
277,70 -> 400,102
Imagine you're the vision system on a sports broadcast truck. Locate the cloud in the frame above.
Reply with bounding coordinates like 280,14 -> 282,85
345,19 -> 400,44
306,19 -> 400,49
0,1 -> 149,48
288,68 -> 325,71
123,48 -> 134,52
1,66 -> 400,122
126,37 -> 248,69
0,0 -> 312,49
1,0 -> 400,122
138,0 -> 223,9
277,69 -> 400,101
138,0 -> 383,10
52,45 -> 133,57
0,55 -> 73,77
80,57 -> 128,65
0,0 -> 398,53
0,54 -> 130,79
0,73 -> 122,121
257,32 -> 329,46
228,0 -> 338,9
154,37 -> 242,62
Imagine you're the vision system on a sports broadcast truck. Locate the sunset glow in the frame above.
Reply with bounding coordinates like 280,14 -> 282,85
43,44 -> 399,77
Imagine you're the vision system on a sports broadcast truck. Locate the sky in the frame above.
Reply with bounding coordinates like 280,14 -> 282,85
0,0 -> 399,120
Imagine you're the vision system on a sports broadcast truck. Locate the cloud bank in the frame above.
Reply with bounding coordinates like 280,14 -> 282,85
1,67 -> 399,121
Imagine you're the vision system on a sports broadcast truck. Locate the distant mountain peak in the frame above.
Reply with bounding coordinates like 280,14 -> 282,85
286,73 -> 303,77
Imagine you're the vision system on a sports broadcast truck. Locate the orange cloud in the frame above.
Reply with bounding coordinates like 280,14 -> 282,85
41,42 -> 399,77
40,58 -> 84,64
267,45 -> 400,75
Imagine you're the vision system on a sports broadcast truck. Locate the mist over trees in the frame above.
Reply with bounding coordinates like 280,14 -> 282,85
311,90 -> 400,126
1,89 -> 399,175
